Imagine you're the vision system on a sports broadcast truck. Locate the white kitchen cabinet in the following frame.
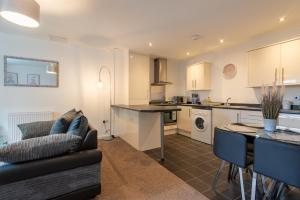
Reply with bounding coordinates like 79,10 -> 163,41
281,39 -> 300,85
212,108 -> 240,130
129,53 -> 150,105
177,106 -> 192,134
248,38 -> 300,87
186,62 -> 211,91
248,45 -> 281,87
278,113 -> 300,129
240,110 -> 263,125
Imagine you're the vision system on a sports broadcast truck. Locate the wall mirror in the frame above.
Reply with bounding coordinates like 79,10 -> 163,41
4,56 -> 59,87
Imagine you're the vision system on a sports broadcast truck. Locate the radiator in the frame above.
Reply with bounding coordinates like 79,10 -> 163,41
8,111 -> 54,142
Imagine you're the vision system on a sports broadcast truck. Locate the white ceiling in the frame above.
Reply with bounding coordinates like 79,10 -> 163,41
1,0 -> 300,59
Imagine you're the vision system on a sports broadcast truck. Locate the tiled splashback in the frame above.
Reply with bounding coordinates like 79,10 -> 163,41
150,85 -> 165,101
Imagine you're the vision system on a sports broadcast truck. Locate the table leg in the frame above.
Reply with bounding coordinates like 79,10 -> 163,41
160,112 -> 165,162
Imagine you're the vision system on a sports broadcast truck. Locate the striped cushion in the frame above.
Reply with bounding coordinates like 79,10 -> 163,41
18,121 -> 54,140
0,134 -> 82,164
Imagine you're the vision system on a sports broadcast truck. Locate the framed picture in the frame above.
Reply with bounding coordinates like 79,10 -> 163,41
27,74 -> 40,86
5,72 -> 18,85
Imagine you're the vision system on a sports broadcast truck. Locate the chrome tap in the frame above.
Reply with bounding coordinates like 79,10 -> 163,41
225,98 -> 231,106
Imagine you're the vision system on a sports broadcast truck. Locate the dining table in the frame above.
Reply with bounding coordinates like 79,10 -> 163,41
217,123 -> 300,199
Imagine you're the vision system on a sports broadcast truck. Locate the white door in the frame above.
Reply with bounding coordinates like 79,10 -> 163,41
248,45 -> 281,87
281,39 -> 300,85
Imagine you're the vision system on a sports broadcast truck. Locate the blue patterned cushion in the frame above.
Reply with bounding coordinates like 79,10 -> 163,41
67,115 -> 89,139
0,134 -> 82,164
18,121 -> 54,140
50,109 -> 79,134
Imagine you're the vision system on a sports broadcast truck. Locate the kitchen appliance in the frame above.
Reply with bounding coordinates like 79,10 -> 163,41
191,93 -> 200,104
172,96 -> 188,104
151,58 -> 172,85
164,111 -> 177,125
191,108 -> 212,144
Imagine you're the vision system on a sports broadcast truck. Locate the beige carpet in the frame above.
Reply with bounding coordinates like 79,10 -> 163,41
95,138 -> 208,200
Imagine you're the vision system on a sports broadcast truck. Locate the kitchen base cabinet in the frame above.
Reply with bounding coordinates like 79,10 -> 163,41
177,106 -> 192,135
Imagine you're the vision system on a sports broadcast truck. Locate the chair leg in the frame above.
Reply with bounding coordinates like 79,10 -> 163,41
261,175 -> 267,193
212,160 -> 225,191
263,180 -> 276,200
239,168 -> 246,200
228,163 -> 233,182
251,172 -> 257,200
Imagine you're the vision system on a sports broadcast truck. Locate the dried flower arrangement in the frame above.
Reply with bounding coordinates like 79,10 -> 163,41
261,83 -> 285,119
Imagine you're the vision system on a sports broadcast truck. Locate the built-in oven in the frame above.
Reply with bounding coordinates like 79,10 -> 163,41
164,111 -> 177,125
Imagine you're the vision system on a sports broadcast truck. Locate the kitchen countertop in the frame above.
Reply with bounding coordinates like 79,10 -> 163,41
111,104 -> 181,112
150,102 -> 300,114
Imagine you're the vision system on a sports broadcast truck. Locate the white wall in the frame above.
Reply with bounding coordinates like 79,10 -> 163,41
78,47 -> 129,136
0,32 -> 129,139
0,33 -> 81,137
182,26 -> 300,104
165,59 -> 186,100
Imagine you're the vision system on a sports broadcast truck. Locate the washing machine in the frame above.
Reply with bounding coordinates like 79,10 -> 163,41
191,108 -> 212,144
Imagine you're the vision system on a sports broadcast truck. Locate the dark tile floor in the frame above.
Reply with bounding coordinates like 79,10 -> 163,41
144,134 -> 300,200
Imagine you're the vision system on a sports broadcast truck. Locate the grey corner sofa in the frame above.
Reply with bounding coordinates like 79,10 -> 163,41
0,127 -> 102,200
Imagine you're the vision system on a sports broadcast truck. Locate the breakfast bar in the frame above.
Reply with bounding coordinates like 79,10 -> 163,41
112,105 -> 181,161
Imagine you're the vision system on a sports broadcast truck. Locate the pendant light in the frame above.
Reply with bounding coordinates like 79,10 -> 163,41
0,0 -> 40,28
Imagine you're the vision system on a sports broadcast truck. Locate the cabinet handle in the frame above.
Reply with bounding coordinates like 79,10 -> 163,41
192,80 -> 194,89
237,113 -> 240,123
195,80 -> 197,89
189,109 -> 191,117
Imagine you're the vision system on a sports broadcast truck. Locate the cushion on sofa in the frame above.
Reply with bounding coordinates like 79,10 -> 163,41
0,134 -> 82,164
67,115 -> 89,139
18,121 -> 55,140
50,109 -> 79,134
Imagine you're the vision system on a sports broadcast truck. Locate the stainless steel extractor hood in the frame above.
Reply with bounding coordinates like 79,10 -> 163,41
151,58 -> 172,85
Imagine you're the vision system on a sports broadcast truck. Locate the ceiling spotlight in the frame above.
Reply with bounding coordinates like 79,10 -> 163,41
186,52 -> 190,56
148,42 -> 153,47
0,0 -> 40,28
220,39 -> 224,44
279,16 -> 285,22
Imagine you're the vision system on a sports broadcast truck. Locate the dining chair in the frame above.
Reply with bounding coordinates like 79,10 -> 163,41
213,128 -> 252,200
251,137 -> 300,200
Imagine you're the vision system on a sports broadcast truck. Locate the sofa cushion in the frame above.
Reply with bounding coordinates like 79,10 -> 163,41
67,115 -> 89,139
50,109 -> 79,134
0,134 -> 82,164
18,121 -> 55,140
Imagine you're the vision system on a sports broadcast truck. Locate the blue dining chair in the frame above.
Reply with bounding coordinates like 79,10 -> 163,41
213,128 -> 252,200
251,137 -> 300,200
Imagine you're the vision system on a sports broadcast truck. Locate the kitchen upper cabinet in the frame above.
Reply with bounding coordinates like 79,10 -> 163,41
248,38 -> 300,87
129,53 -> 150,105
248,45 -> 281,87
281,39 -> 300,85
186,62 -> 211,91
177,106 -> 192,133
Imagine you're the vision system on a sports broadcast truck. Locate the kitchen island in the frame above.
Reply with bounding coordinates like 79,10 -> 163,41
112,105 -> 181,160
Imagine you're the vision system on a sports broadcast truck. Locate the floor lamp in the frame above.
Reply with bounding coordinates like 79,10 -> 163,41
98,65 -> 114,141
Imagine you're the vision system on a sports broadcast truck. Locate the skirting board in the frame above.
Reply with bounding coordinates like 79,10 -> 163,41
177,129 -> 191,138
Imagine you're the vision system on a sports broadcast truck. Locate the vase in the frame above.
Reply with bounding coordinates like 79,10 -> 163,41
264,119 -> 277,132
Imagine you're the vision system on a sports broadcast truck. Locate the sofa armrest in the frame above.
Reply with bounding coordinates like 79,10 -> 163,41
80,129 -> 98,151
